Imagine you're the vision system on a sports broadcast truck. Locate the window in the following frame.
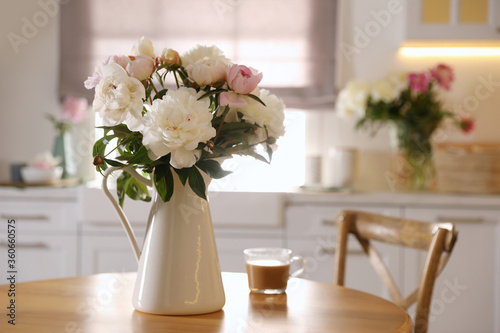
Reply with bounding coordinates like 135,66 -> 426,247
60,0 -> 338,109
62,0 -> 337,190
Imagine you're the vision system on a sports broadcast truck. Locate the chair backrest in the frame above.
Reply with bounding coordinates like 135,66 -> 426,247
333,210 -> 458,333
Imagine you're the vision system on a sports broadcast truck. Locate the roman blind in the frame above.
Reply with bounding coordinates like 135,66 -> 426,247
59,0 -> 338,109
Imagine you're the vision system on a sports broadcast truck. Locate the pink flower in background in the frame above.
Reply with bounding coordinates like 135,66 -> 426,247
62,96 -> 88,123
408,72 -> 429,93
459,117 -> 475,133
431,64 -> 454,90
226,64 -> 263,95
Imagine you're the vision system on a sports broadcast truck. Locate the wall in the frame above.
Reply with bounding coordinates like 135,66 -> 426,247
0,0 -> 60,181
314,0 -> 500,192
0,0 -> 94,183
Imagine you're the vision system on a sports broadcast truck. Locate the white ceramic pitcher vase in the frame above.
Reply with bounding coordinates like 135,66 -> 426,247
102,166 -> 225,315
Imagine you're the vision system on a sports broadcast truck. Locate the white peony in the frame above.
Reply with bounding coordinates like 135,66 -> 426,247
92,63 -> 145,131
182,45 -> 231,87
371,71 -> 407,103
141,87 -> 216,169
233,89 -> 286,150
132,36 -> 155,59
335,80 -> 371,118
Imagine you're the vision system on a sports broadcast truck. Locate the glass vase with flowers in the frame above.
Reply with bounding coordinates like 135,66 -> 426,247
336,64 -> 474,191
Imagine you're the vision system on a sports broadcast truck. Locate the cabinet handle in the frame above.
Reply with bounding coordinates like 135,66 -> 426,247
319,247 -> 364,256
0,242 -> 49,249
0,214 -> 49,221
436,216 -> 485,224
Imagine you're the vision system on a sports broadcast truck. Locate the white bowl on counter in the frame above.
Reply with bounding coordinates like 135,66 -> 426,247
21,166 -> 63,183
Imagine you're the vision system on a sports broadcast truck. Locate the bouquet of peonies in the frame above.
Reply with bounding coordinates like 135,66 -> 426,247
336,64 -> 473,135
86,37 -> 285,204
336,63 -> 473,190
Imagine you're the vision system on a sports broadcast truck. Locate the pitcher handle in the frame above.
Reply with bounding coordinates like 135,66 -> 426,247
102,166 -> 153,262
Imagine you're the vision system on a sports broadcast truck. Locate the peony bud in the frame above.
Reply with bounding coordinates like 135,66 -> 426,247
160,48 -> 181,67
93,155 -> 104,166
126,55 -> 155,81
132,36 -> 155,59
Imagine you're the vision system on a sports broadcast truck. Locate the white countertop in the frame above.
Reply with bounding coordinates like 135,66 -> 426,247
285,189 -> 500,209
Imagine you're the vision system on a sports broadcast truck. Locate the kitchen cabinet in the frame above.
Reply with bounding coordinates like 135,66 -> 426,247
404,207 -> 500,333
0,189 -> 79,282
406,0 -> 500,41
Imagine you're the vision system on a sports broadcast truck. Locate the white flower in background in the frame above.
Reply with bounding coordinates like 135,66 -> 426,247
141,87 -> 216,169
182,45 -> 231,86
132,36 -> 155,59
335,80 -> 371,118
233,89 -> 286,150
31,151 -> 61,170
92,63 -> 146,131
371,71 -> 407,103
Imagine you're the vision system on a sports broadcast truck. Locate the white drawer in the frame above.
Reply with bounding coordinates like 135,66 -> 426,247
404,207 -> 500,225
0,201 -> 78,232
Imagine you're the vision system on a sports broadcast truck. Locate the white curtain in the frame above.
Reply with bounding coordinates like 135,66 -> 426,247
60,0 -> 338,109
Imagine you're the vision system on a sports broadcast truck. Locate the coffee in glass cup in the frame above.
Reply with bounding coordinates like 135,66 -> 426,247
244,248 -> 305,294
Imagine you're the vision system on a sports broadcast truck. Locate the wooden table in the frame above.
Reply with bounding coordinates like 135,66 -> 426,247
0,272 -> 412,332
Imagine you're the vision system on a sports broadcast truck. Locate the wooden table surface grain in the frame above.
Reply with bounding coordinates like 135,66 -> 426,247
0,272 -> 412,332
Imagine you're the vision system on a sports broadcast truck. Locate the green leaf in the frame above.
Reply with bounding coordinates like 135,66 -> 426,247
104,158 -> 126,167
111,124 -> 133,139
247,93 -> 266,106
154,89 -> 168,100
197,88 -> 226,101
219,121 -> 255,133
154,164 -> 174,202
242,150 -> 270,164
188,167 -> 207,200
92,134 -> 114,158
117,171 -> 151,208
173,167 -> 190,186
126,145 -> 153,165
196,159 -> 232,179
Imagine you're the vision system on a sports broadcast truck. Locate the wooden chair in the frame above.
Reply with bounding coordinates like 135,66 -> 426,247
333,210 -> 458,333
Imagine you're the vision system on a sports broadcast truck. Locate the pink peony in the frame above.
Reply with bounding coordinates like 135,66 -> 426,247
62,96 -> 88,123
459,117 -> 475,133
408,72 -> 430,93
219,91 -> 247,108
431,64 -> 454,90
226,64 -> 263,95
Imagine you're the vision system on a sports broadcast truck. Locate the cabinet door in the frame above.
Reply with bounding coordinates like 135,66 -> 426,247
286,204 -> 401,299
406,0 -> 500,41
404,208 -> 499,333
80,234 -> 141,275
0,234 -> 77,282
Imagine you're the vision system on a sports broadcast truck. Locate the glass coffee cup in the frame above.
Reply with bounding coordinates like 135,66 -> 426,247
244,248 -> 306,294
